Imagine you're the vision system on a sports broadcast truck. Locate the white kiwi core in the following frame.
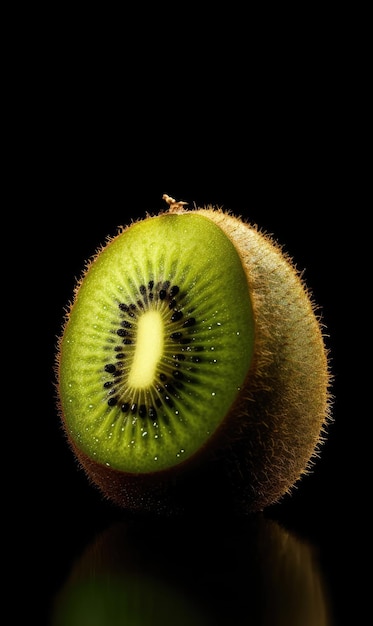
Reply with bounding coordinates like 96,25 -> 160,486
128,310 -> 164,388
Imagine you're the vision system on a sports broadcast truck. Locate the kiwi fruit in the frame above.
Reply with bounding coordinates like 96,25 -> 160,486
55,193 -> 332,514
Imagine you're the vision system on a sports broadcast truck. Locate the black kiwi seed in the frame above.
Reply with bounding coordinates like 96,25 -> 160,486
171,311 -> 183,322
183,317 -> 196,327
170,332 -> 183,341
139,405 -> 147,418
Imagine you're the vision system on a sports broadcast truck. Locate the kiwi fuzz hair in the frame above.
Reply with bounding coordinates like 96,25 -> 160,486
55,195 -> 333,515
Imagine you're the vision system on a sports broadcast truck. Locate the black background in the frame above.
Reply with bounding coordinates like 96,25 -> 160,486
17,25 -> 366,625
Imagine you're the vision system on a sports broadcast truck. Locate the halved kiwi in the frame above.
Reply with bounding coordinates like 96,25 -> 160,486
55,194 -> 332,514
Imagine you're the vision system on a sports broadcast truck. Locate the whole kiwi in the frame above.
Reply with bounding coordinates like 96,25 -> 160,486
55,194 -> 332,514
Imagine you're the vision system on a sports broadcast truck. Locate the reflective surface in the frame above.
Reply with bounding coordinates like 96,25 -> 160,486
37,445 -> 353,626
49,514 -> 333,626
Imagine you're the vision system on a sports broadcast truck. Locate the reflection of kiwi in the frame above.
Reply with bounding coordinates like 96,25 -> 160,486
51,515 -> 333,626
52,562 -> 208,626
55,194 -> 332,513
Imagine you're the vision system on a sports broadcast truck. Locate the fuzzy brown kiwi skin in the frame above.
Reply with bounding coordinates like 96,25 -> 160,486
56,204 -> 332,516
194,207 -> 333,511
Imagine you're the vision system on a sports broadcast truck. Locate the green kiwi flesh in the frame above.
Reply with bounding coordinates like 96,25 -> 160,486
56,197 -> 332,514
58,211 -> 254,473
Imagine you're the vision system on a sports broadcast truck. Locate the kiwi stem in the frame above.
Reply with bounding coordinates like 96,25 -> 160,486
162,193 -> 188,212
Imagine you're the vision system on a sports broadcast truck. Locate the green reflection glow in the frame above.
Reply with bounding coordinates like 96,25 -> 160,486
51,515 -> 333,626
